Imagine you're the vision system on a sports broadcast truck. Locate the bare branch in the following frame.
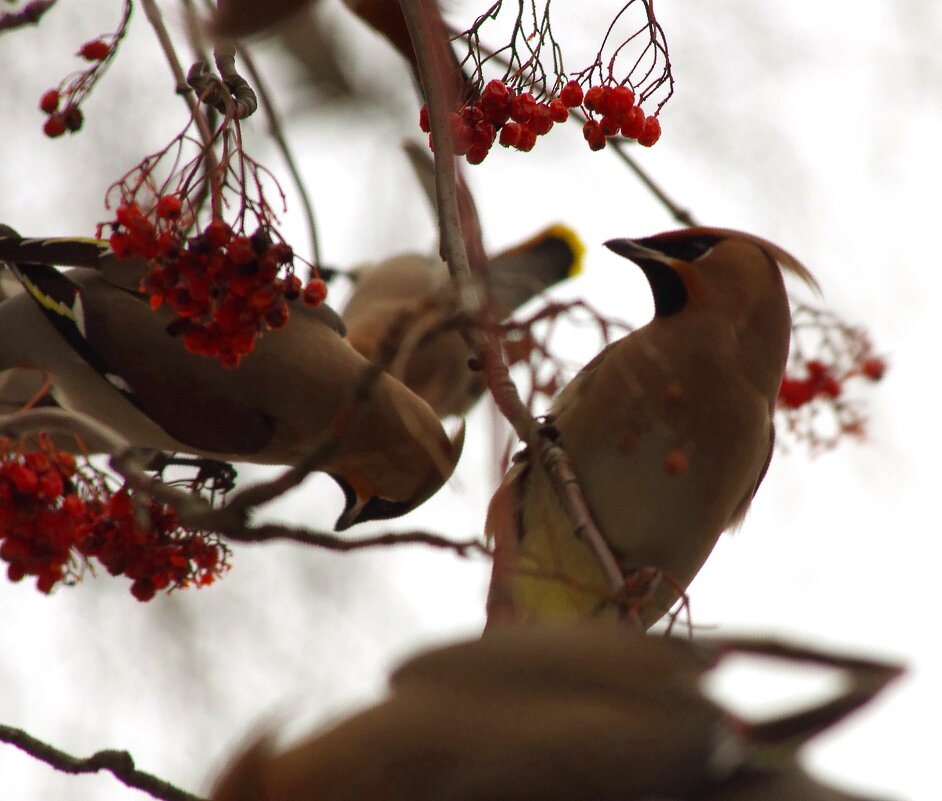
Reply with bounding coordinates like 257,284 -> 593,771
140,0 -> 217,154
0,723 -> 204,801
398,0 -> 633,614
224,524 -> 489,556
0,0 -> 57,33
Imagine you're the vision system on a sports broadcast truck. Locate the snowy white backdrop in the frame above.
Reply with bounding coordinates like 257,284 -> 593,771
0,1 -> 938,798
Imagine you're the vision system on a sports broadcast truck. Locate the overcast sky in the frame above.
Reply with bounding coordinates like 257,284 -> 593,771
0,1 -> 937,799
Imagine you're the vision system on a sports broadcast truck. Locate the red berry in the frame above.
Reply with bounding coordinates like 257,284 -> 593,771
820,376 -> 842,399
281,274 -> 302,300
62,105 -> 83,132
302,278 -> 328,306
778,377 -> 814,409
39,89 -> 60,114
419,105 -> 430,133
470,121 -> 497,149
599,115 -> 620,137
860,357 -> 886,381
528,104 -> 554,136
204,219 -> 232,249
559,80 -> 584,108
131,577 -> 156,602
620,106 -> 645,139
264,304 -> 289,329
9,464 -> 38,494
43,115 -> 66,138
638,115 -> 662,147
449,113 -> 473,156
548,98 -> 569,123
115,203 -> 143,226
466,146 -> 489,164
515,127 -> 537,152
583,85 -> 608,115
610,85 -> 636,120
480,81 -> 512,126
155,195 -> 183,220
583,119 -> 602,141
481,79 -> 510,104
499,122 -> 522,148
459,105 -> 485,128
226,236 -> 255,265
79,40 -> 111,61
509,92 -> 537,123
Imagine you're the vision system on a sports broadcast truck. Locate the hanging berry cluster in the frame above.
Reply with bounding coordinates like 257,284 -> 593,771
107,201 -> 328,368
37,0 -> 131,138
577,83 -> 661,151
0,437 -> 229,601
776,303 -> 888,452
419,79 -> 661,165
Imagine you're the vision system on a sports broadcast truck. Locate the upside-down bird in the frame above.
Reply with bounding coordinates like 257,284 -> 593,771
0,231 -> 463,530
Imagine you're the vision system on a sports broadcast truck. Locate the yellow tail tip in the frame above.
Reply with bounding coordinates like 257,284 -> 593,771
541,223 -> 585,278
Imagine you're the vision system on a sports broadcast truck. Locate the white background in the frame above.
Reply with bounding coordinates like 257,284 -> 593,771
0,1 -> 936,798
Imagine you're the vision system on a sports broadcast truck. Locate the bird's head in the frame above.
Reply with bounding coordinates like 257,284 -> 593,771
605,227 -> 819,400
330,405 -> 465,532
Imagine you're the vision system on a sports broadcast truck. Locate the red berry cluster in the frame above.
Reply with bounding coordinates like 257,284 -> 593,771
38,89 -> 84,139
79,490 -> 227,602
419,79 -> 661,163
108,201 -> 328,368
0,438 -> 229,600
578,82 -> 661,150
779,360 -> 843,409
0,447 -> 78,594
778,356 -> 886,410
37,39 -> 112,139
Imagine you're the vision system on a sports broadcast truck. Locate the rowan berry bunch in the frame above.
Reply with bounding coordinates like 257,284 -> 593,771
37,0 -> 130,138
107,200 -> 327,368
440,0 -> 672,162
420,78 -> 661,164
776,303 -> 887,452
102,84 -> 327,367
0,436 -> 229,600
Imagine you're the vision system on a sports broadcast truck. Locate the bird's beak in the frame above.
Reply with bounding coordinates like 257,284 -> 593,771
333,487 -> 411,531
604,238 -> 688,317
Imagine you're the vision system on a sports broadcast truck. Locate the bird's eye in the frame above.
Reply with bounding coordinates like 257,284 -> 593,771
636,233 -> 723,261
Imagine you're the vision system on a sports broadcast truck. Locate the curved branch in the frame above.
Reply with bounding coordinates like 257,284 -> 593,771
0,724 -> 204,801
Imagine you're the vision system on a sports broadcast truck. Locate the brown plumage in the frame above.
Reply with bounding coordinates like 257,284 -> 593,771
0,238 -> 463,530
486,227 -> 818,627
342,225 -> 583,417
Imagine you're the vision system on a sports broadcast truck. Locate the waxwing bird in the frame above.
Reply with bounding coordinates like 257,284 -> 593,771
211,624 -> 897,801
342,224 -> 583,417
211,624 -> 724,801
486,227 -> 818,628
0,236 -> 463,530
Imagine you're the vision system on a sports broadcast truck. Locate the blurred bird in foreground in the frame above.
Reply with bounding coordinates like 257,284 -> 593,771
486,227 -> 818,628
211,623 -> 898,801
0,232 -> 463,530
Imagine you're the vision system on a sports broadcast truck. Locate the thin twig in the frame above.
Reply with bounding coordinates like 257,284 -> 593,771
232,45 -> 322,269
224,525 -> 489,556
140,0 -> 217,154
398,0 -> 630,606
0,724 -> 204,801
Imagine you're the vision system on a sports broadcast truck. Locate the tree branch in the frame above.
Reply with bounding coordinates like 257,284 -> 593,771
397,0 -> 633,612
0,724 -> 204,801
